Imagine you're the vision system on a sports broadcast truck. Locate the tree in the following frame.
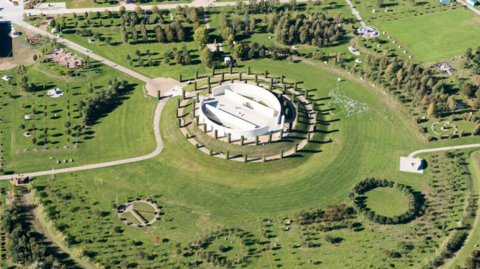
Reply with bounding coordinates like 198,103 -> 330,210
132,28 -> 138,43
427,103 -> 438,118
232,44 -> 245,60
200,46 -> 213,67
152,5 -> 159,14
222,27 -> 234,45
376,0 -> 383,8
461,82 -> 475,97
155,26 -> 166,43
193,26 -> 209,46
474,98 -> 480,109
183,50 -> 192,65
122,30 -> 129,44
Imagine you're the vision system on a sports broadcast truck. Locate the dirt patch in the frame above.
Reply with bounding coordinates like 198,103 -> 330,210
39,18 -> 53,32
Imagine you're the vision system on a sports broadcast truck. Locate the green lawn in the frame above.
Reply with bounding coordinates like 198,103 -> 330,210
364,187 -> 409,217
381,10 -> 480,62
41,0 -> 192,9
132,201 -> 156,211
122,211 -> 141,225
0,46 -> 156,174
51,12 -> 208,80
29,57 -> 473,268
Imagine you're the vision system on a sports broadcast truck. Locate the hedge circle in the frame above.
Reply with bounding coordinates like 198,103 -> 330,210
350,178 -> 420,225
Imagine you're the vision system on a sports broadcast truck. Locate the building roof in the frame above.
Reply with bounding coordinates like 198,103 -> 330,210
400,157 -> 424,174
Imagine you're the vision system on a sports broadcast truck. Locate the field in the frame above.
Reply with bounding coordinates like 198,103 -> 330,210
364,187 -> 409,217
25,57 -> 478,268
381,10 -> 480,62
0,46 -> 156,174
39,0 -> 193,9
10,2 -> 480,268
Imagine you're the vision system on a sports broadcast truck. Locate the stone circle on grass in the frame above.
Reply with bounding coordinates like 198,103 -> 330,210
117,200 -> 160,227
47,88 -> 64,98
176,74 -> 317,162
358,26 -> 380,38
431,121 -> 457,136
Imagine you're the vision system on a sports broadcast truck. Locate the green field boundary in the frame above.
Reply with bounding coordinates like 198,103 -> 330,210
443,150 -> 480,268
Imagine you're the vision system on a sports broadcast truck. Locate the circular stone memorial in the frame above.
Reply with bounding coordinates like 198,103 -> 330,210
199,84 -> 284,140
358,26 -> 380,38
117,200 -> 160,227
432,121 -> 457,136
47,88 -> 64,98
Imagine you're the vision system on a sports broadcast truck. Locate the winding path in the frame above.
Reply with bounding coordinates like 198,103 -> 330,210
0,101 -> 165,180
408,143 -> 480,158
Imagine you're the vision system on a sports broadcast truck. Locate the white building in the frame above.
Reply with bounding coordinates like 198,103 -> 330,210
399,157 -> 424,174
198,84 -> 286,139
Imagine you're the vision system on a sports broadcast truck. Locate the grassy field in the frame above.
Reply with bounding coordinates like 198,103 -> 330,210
133,202 -> 156,211
364,187 -> 409,217
49,11 -> 208,80
122,211 -> 141,225
0,46 -> 156,174
381,10 -> 480,63
40,0 -> 192,9
27,57 -> 476,268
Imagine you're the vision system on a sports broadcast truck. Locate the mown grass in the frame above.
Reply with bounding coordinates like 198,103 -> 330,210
380,10 -> 480,63
133,202 -> 156,211
29,58 -> 470,268
364,187 -> 409,217
122,211 -> 141,225
0,47 -> 156,174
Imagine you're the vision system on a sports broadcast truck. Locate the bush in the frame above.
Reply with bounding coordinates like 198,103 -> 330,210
426,135 -> 432,141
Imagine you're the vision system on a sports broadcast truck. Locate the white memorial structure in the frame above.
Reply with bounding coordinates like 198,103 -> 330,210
399,157 -> 424,174
198,84 -> 286,139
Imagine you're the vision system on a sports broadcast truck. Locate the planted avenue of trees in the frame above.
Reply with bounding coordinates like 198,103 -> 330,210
3,202 -> 63,268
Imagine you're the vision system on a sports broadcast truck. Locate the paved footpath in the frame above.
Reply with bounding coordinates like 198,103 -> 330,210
345,0 -> 366,27
0,100 -> 165,180
408,143 -> 480,158
457,0 -> 480,15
